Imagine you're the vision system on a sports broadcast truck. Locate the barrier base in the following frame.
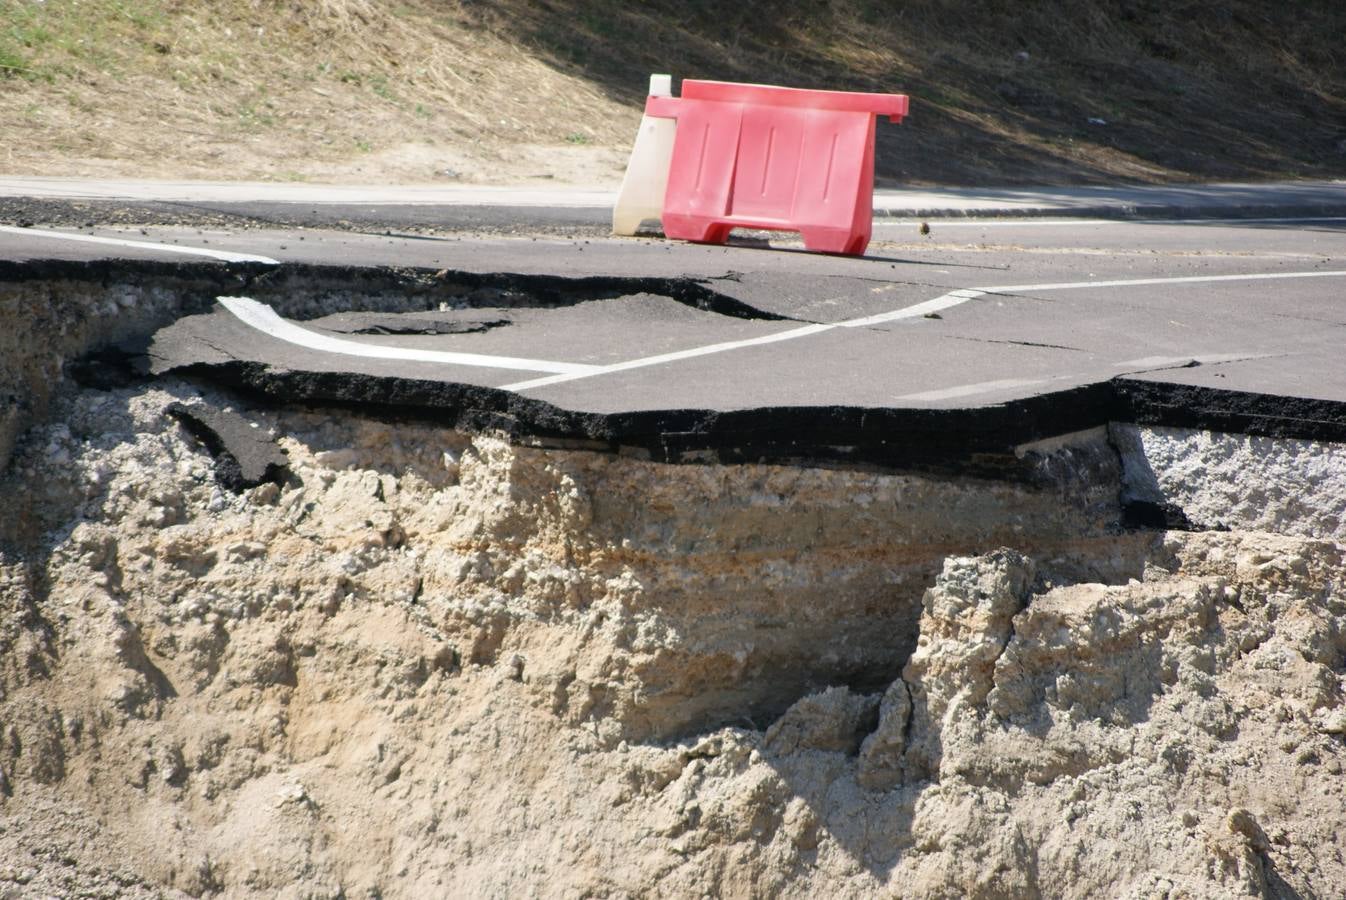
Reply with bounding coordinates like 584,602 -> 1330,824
662,217 -> 872,256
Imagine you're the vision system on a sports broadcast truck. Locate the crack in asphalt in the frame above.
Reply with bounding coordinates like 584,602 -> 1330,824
943,335 -> 1090,352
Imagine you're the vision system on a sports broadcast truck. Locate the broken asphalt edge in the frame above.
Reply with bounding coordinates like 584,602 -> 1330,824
7,256 -> 1346,482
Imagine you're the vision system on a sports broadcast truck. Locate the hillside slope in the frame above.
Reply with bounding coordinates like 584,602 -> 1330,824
2,0 -> 1343,186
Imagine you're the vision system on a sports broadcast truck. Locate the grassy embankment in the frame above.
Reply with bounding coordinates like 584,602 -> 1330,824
1,0 -> 1343,185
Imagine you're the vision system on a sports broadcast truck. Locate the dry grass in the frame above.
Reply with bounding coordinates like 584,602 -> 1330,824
0,0 -> 636,183
481,0 -> 1346,184
1,0 -> 1343,185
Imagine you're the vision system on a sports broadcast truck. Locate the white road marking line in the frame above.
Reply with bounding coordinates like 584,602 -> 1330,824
1160,216 -> 1346,225
895,352 -> 1274,404
895,377 -> 1048,402
1111,355 -> 1198,369
0,225 -> 280,264
1112,352 -> 1273,369
839,289 -> 986,327
874,219 -> 1114,228
506,269 -> 1346,393
0,179 -> 618,207
502,289 -> 980,391
982,270 -> 1346,293
209,268 -> 1346,395
502,323 -> 835,392
217,297 -> 600,375
874,216 -> 1346,228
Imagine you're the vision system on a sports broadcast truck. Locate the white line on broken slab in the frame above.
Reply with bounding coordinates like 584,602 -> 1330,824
0,225 -> 280,264
894,376 -> 1050,402
501,289 -> 982,391
212,268 -> 1346,395
503,269 -> 1346,393
217,297 -> 601,375
500,322 -> 836,392
893,352 -> 1276,404
1110,352 -> 1274,369
498,291 -> 979,390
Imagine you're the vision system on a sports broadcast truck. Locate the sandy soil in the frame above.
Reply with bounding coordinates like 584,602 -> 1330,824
1,379 -> 1343,898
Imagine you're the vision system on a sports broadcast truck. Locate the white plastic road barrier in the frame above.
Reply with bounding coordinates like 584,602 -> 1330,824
611,74 -> 676,236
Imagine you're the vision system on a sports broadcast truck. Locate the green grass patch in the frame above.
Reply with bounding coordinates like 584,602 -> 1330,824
1,0 -> 51,80
369,74 -> 396,101
0,48 -> 35,79
0,0 -> 175,79
237,99 -> 276,129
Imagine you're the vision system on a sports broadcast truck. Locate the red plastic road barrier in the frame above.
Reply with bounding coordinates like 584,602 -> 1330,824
645,80 -> 908,256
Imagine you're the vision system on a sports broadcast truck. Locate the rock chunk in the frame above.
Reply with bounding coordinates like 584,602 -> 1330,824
763,686 -> 880,756
902,548 -> 1036,780
166,401 -> 288,492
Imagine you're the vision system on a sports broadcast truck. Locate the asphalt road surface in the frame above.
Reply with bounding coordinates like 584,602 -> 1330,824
4,176 -> 1345,226
3,183 -> 1345,468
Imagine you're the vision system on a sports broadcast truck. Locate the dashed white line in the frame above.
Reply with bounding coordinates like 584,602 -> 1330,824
0,225 -> 280,264
218,298 -> 600,375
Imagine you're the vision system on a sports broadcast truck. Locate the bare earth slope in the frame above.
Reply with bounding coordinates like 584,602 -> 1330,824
1,378 -> 1344,898
1,0 -> 1343,186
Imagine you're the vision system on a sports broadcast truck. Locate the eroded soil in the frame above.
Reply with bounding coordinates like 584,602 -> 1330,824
1,377 -> 1343,898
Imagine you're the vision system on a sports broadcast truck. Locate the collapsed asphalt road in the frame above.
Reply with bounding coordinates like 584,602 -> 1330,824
138,259 -> 1345,471
2,175 -> 1344,476
0,208 -> 1341,477
8,177 -> 1346,899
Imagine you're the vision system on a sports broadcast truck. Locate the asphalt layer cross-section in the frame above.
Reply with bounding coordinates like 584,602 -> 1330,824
4,183 -> 1344,473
